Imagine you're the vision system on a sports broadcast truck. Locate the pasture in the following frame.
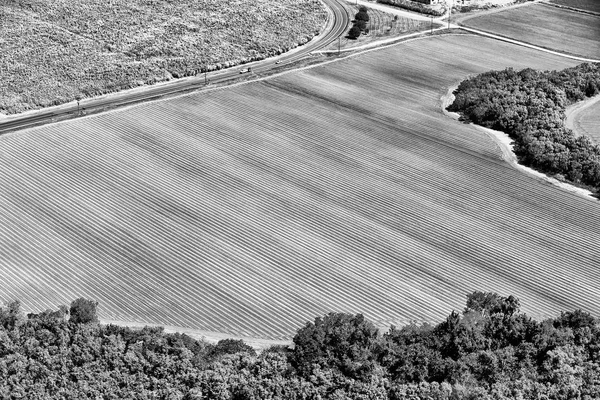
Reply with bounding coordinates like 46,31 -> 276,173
461,3 -> 600,59
0,35 -> 598,340
0,0 -> 326,114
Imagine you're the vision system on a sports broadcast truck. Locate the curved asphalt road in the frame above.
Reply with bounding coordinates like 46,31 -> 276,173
0,0 -> 350,134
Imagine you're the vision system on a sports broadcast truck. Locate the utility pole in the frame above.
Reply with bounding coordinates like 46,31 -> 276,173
431,15 -> 433,34
338,37 -> 341,55
447,0 -> 453,29
205,69 -> 208,85
75,95 -> 81,116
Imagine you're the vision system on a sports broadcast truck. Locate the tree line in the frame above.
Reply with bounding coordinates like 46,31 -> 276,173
447,63 -> 600,194
1,291 -> 600,399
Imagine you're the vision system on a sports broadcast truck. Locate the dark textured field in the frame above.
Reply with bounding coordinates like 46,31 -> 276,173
1,35 -> 598,340
462,3 -> 600,59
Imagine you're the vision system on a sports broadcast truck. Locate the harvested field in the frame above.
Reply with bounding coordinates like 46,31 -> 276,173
0,0 -> 326,114
1,35 -> 598,340
461,3 -> 600,59
548,0 -> 600,14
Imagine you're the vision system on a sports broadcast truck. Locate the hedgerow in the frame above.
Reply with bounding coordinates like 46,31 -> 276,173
376,0 -> 446,16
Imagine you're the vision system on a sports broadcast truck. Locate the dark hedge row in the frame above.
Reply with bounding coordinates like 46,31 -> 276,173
1,292 -> 600,399
376,0 -> 446,16
447,63 -> 600,192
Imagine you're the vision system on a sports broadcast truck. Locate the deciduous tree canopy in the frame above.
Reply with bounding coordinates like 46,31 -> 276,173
1,291 -> 600,399
448,63 -> 600,192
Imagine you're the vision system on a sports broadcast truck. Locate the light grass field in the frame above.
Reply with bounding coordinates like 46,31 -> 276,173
0,35 -> 597,340
461,3 -> 600,59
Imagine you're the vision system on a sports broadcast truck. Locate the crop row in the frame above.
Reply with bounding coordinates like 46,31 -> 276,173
570,98 -> 600,144
0,0 -> 326,115
0,35 -> 598,339
461,3 -> 600,60
548,0 -> 600,14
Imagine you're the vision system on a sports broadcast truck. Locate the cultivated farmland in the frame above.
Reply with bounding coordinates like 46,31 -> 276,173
460,2 -> 600,59
548,0 -> 600,14
334,5 -> 428,50
0,0 -> 326,114
1,35 -> 598,340
567,96 -> 600,144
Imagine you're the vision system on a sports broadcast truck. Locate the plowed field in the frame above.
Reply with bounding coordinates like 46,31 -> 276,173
567,96 -> 600,143
0,35 -> 597,340
548,0 -> 600,14
461,3 -> 600,59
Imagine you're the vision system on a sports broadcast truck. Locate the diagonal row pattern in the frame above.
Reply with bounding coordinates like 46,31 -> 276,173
0,35 -> 597,340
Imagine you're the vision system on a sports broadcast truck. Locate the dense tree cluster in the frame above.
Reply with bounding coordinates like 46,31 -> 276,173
376,0 -> 446,16
349,6 -> 370,39
1,293 -> 600,399
447,63 -> 600,192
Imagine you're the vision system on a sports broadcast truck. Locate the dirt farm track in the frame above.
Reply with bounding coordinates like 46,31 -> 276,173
1,35 -> 599,340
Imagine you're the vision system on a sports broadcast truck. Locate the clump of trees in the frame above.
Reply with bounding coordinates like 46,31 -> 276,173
376,0 -> 446,16
349,6 -> 370,39
448,63 -> 600,192
1,292 -> 600,398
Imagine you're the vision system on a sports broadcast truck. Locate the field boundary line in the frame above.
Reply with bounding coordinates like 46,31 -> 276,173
457,26 -> 600,63
539,0 -> 600,16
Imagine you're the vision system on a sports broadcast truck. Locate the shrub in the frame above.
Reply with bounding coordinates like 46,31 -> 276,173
348,25 -> 362,39
355,10 -> 370,22
355,19 -> 367,31
293,313 -> 380,379
69,298 -> 99,324
211,338 -> 256,357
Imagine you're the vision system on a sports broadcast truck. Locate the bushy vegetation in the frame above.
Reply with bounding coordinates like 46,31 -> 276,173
2,292 -> 600,399
0,0 -> 327,114
448,63 -> 600,192
348,6 -> 370,39
376,0 -> 446,16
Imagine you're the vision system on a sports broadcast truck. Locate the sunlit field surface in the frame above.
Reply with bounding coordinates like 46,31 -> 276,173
549,0 -> 600,13
0,35 -> 597,339
462,3 -> 600,59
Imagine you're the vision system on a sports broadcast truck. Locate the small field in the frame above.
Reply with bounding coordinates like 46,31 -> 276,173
461,2 -> 600,59
332,4 -> 431,50
332,5 -> 431,51
0,0 -> 326,115
567,96 -> 600,144
547,0 -> 600,14
1,35 -> 598,340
